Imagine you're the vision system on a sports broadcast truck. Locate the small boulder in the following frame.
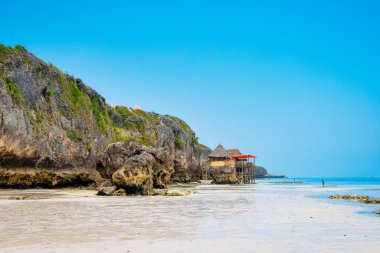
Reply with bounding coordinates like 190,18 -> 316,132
152,188 -> 168,195
8,194 -> 33,200
97,186 -> 117,196
112,188 -> 126,196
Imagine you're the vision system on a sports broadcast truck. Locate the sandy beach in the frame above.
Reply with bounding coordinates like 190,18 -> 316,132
0,182 -> 379,253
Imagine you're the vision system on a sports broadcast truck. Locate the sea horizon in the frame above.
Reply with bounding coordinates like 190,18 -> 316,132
1,0 -> 380,252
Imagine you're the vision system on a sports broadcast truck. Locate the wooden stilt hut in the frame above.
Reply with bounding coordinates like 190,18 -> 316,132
208,144 -> 256,183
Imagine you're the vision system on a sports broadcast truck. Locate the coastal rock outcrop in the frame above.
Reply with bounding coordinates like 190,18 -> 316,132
253,166 -> 268,178
209,167 -> 239,184
105,141 -> 174,195
329,195 -> 370,200
0,44 -> 211,191
360,198 -> 380,204
329,195 -> 380,204
0,168 -> 98,188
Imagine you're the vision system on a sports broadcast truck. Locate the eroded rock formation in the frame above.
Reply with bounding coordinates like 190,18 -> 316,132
208,167 -> 239,184
104,141 -> 174,194
0,44 -> 211,192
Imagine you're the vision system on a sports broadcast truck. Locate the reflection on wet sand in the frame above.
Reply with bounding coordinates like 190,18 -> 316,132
0,184 -> 380,253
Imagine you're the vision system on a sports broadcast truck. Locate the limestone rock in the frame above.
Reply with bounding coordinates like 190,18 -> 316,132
8,194 -> 33,200
329,195 -> 369,200
108,142 -> 174,195
112,188 -> 126,196
329,195 -> 380,204
97,186 -> 117,196
0,168 -> 98,188
209,167 -> 239,184
0,44 -> 211,191
152,188 -> 168,195
360,198 -> 380,204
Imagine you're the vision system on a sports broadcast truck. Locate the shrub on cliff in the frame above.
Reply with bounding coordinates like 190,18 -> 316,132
175,137 -> 185,149
92,98 -> 107,133
5,77 -> 24,104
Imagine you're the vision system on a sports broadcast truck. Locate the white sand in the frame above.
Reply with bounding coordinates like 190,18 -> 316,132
0,184 -> 379,253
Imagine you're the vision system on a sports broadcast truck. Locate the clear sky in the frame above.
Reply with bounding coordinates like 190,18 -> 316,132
2,0 -> 380,177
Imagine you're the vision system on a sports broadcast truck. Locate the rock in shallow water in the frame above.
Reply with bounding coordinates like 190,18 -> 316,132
329,195 -> 369,200
360,198 -> 380,204
329,195 -> 380,204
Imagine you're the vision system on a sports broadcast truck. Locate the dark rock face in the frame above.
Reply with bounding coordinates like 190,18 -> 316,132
0,45 -> 110,170
0,168 -> 98,188
0,44 -> 211,191
253,166 -> 268,178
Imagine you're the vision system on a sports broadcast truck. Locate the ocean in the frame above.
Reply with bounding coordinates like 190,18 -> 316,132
256,177 -> 380,215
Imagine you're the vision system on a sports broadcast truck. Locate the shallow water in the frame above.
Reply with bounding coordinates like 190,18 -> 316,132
0,181 -> 380,252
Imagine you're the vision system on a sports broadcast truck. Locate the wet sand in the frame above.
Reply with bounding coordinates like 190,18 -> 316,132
0,184 -> 379,253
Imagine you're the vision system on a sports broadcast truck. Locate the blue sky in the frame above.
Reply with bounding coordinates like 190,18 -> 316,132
2,0 -> 380,177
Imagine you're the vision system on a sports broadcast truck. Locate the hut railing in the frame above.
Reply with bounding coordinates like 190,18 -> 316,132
235,161 -> 254,169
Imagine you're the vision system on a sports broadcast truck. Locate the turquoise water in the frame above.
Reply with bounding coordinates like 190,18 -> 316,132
257,177 -> 380,197
256,177 -> 380,216
258,177 -> 380,185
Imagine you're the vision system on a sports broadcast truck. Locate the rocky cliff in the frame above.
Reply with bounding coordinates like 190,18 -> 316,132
253,166 -> 268,178
0,44 -> 210,194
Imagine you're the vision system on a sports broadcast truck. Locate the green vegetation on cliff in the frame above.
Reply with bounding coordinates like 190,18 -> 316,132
91,98 -> 108,133
165,115 -> 191,133
67,129 -> 83,142
175,137 -> 185,149
0,43 -> 210,179
5,77 -> 25,104
0,44 -> 12,61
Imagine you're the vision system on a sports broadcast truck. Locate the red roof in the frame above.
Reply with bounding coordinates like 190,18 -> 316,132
230,154 -> 257,159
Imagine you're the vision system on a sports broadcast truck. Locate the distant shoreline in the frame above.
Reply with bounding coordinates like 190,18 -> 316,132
255,175 -> 287,179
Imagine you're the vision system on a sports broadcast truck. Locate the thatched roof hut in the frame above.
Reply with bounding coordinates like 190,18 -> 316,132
208,144 -> 256,184
208,144 -> 230,158
226,149 -> 241,155
208,145 -> 241,158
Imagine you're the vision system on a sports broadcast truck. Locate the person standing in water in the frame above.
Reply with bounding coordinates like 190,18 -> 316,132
322,179 -> 325,187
